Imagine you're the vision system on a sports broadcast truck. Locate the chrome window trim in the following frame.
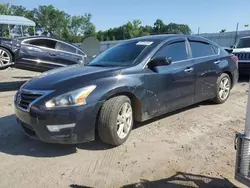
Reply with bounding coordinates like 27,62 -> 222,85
15,89 -> 54,112
21,37 -> 86,57
22,58 -> 67,67
143,41 -> 220,69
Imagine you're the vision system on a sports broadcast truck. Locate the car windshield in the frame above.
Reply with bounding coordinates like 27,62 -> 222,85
88,40 -> 156,67
235,38 -> 250,48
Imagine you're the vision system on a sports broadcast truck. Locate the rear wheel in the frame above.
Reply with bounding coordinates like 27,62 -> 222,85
0,47 -> 13,69
213,73 -> 231,104
98,96 -> 133,146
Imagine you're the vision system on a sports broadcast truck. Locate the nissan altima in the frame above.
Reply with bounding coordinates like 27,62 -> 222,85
14,34 -> 238,146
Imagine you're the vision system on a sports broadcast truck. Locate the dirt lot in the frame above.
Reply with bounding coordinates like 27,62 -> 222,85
0,68 -> 248,188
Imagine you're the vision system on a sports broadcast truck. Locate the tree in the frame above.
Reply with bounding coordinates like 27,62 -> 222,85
0,3 -> 12,15
154,19 -> 164,33
11,5 -> 27,16
69,14 -> 93,36
220,29 -> 226,33
176,24 -> 191,34
33,5 -> 68,37
84,23 -> 96,37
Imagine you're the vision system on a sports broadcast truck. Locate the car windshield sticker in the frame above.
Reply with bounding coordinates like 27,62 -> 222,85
136,41 -> 153,46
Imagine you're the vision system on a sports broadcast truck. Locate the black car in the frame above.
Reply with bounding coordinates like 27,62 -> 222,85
14,34 -> 238,146
0,36 -> 86,71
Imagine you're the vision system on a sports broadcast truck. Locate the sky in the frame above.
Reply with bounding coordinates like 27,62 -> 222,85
3,0 -> 250,34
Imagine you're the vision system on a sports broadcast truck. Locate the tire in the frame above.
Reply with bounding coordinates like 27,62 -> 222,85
0,47 -> 13,69
213,73 -> 231,104
98,96 -> 133,146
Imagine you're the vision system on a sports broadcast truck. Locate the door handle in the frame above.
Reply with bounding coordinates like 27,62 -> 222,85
49,53 -> 56,56
184,67 -> 194,73
214,60 -> 220,64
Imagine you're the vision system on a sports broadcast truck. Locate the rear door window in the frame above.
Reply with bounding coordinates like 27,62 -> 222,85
55,42 -> 77,54
189,41 -> 214,58
25,39 -> 57,49
211,45 -> 219,54
155,41 -> 188,62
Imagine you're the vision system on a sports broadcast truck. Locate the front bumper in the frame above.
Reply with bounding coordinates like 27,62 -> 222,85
15,103 -> 99,144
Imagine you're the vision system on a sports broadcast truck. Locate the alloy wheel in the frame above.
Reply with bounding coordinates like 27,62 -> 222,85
116,102 -> 133,139
219,77 -> 230,100
0,49 -> 11,67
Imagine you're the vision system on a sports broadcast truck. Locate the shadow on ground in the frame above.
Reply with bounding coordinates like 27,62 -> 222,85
0,114 -> 77,157
69,172 -> 238,188
134,101 -> 212,130
0,80 -> 27,92
0,114 -> 114,157
0,100 -> 217,158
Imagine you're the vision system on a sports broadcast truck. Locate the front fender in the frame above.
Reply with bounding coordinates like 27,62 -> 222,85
96,73 -> 145,102
0,41 -> 12,52
89,73 -> 147,121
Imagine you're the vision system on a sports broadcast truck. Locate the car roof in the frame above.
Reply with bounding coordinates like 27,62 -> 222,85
17,36 -> 84,52
127,34 -> 216,45
128,34 -> 184,41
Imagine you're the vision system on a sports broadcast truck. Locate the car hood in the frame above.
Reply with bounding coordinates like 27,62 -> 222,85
22,65 -> 122,90
233,48 -> 250,53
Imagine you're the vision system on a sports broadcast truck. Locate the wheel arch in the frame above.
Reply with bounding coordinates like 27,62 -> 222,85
222,71 -> 233,88
97,89 -> 144,122
0,45 -> 14,60
107,91 -> 143,122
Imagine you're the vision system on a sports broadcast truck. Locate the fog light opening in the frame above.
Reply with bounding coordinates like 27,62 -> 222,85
47,123 -> 76,132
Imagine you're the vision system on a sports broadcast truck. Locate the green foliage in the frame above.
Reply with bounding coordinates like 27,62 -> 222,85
96,19 -> 191,41
0,3 -> 12,15
0,3 -> 192,43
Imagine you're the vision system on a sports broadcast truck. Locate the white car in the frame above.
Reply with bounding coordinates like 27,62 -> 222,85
232,36 -> 250,75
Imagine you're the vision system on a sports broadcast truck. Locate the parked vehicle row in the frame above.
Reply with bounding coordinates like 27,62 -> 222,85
14,34 -> 239,146
0,36 -> 87,72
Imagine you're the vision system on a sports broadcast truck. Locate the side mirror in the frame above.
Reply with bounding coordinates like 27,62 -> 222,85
149,57 -> 172,67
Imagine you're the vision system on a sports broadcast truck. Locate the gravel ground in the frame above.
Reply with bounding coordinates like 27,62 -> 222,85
0,68 -> 248,188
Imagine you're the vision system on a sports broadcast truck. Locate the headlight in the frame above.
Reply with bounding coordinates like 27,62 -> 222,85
45,85 -> 96,108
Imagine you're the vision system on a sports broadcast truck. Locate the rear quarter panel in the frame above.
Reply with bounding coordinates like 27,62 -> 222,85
218,48 -> 238,84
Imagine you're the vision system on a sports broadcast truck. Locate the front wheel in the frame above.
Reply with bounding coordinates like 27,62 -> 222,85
0,47 -> 13,69
98,96 -> 133,146
213,73 -> 231,104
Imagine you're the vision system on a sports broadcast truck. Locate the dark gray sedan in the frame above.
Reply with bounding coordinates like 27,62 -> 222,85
0,36 -> 87,72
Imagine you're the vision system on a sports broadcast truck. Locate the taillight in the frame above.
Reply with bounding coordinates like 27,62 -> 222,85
231,55 -> 238,62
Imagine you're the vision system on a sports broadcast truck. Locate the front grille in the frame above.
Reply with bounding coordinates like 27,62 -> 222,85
234,53 -> 250,60
17,90 -> 43,111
